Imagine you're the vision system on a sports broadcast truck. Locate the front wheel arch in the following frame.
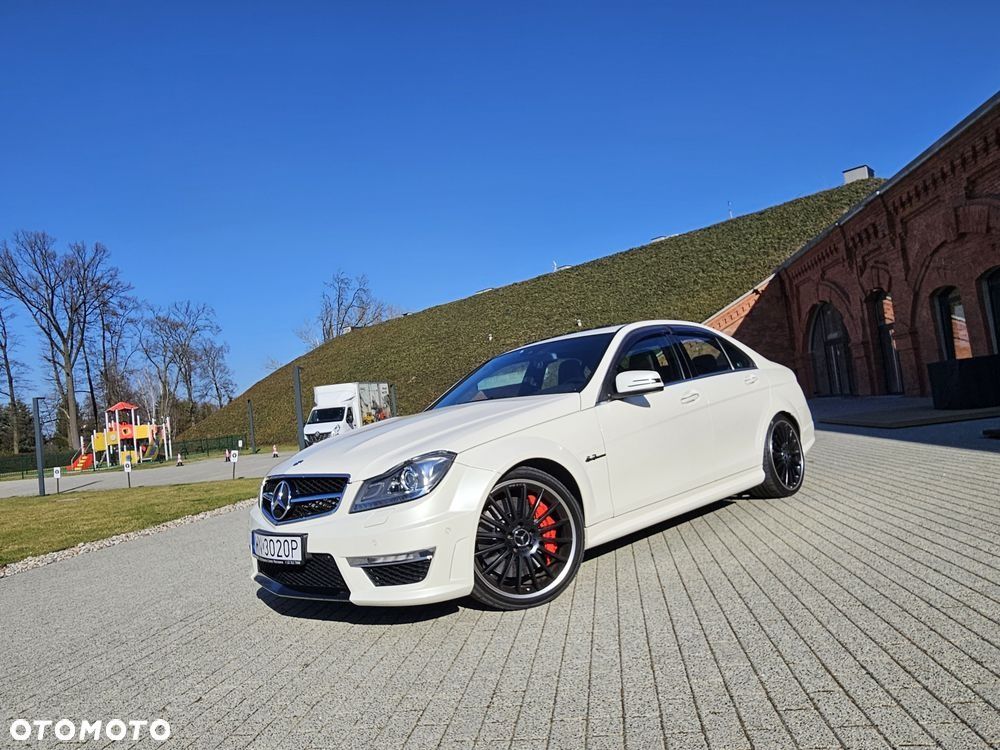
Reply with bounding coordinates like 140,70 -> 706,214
504,458 -> 584,524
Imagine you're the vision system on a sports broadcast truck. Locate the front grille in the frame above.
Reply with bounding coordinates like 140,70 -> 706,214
363,559 -> 431,587
257,554 -> 349,596
262,476 -> 348,497
305,432 -> 329,445
291,497 -> 340,520
261,475 -> 349,524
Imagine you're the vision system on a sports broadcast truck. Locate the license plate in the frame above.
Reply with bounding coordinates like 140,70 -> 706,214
251,531 -> 305,564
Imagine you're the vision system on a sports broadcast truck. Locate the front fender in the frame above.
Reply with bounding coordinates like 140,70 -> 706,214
457,409 -> 612,527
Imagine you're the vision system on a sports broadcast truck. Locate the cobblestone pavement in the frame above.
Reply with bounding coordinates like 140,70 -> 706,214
1,429 -> 999,749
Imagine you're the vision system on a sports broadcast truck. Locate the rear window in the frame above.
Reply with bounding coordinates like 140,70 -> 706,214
720,338 -> 755,370
675,330 -> 733,377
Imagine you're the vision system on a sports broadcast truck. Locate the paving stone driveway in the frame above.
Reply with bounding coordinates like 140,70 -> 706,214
2,429 -> 999,749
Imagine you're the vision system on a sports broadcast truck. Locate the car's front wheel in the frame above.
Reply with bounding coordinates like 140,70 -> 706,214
749,415 -> 805,498
471,467 -> 584,610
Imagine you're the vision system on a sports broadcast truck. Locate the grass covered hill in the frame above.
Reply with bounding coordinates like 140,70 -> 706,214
185,179 -> 880,444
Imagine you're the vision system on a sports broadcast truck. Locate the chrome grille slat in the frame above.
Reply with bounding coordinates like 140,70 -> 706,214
261,474 -> 349,524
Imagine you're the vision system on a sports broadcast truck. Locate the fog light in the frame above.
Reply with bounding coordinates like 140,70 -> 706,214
347,548 -> 435,567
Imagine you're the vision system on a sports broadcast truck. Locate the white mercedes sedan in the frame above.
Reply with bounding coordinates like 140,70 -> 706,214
250,321 -> 813,610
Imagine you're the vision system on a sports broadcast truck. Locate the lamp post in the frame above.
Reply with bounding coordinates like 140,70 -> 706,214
293,366 -> 305,451
247,399 -> 257,454
32,397 -> 45,497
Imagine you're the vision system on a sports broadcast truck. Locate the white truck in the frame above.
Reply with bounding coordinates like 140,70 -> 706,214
304,382 -> 396,445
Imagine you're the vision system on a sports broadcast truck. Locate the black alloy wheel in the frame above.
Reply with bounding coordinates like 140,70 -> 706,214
471,467 -> 583,610
749,415 -> 805,498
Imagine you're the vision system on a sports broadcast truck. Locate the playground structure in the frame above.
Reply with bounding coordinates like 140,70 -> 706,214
68,401 -> 174,471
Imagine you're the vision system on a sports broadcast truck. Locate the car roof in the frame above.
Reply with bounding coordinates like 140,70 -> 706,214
532,324 -> 624,345
523,320 -> 710,349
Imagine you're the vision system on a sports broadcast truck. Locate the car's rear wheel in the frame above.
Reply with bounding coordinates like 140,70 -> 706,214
748,415 -> 805,498
471,467 -> 584,610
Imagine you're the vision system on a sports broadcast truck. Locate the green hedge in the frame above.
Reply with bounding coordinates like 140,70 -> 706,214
182,180 -> 881,444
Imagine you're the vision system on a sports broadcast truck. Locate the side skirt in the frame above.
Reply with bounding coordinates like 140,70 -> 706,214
583,468 -> 764,549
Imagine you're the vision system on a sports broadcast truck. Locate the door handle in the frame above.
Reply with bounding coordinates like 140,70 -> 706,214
680,390 -> 701,404
744,374 -> 759,385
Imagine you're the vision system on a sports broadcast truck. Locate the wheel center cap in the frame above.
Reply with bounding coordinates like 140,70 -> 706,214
512,528 -> 532,548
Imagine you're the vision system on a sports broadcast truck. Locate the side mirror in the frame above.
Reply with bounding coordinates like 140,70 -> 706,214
613,370 -> 664,397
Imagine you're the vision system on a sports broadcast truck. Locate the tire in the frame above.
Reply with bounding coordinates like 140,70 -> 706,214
471,466 -> 585,610
748,415 -> 805,499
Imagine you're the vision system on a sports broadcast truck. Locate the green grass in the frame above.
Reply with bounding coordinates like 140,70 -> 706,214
0,479 -> 260,565
183,179 -> 882,444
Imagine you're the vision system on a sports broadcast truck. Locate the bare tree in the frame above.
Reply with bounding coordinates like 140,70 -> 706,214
323,271 -> 386,340
97,292 -> 139,404
138,309 -> 182,431
133,368 -> 161,424
78,288 -> 139,427
199,341 -> 236,408
0,305 -> 26,452
166,302 -> 219,429
294,318 -> 324,350
139,301 -> 223,431
297,271 -> 393,348
0,232 -> 123,449
263,356 -> 284,373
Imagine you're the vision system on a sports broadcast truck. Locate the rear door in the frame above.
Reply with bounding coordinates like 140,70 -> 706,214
595,328 -> 717,515
671,326 -> 769,478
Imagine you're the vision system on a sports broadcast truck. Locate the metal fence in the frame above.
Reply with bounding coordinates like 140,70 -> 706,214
0,450 -> 78,480
171,434 -> 245,460
0,434 -> 246,481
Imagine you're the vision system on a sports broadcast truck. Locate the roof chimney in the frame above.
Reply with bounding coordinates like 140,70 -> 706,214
842,164 -> 875,184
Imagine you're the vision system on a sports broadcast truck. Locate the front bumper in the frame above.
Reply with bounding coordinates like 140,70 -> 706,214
249,461 -> 496,606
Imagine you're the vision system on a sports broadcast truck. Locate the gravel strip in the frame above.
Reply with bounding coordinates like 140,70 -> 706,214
0,497 -> 255,579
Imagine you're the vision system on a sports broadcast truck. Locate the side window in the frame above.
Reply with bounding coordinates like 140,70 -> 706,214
346,408 -> 355,426
616,333 -> 685,385
675,329 -> 733,377
719,338 -> 755,370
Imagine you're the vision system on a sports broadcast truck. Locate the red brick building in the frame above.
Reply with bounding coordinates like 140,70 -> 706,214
707,91 -> 1000,400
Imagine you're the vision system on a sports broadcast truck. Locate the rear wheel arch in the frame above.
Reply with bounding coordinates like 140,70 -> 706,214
748,413 -> 805,498
775,410 -> 800,435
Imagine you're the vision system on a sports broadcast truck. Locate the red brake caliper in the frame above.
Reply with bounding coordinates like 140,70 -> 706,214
529,495 -> 558,561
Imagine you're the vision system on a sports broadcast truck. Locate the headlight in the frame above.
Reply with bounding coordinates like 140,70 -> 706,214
350,451 -> 456,513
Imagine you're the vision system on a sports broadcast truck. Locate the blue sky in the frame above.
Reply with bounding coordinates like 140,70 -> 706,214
1,2 -> 998,393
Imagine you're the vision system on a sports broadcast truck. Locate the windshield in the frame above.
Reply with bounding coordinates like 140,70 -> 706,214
307,407 -> 346,424
431,331 -> 616,409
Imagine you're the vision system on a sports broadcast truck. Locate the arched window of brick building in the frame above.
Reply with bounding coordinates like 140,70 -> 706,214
869,290 -> 904,394
932,287 -> 972,360
982,268 -> 1000,354
808,302 -> 854,396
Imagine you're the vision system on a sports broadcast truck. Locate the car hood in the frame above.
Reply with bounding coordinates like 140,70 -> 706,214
269,394 -> 581,482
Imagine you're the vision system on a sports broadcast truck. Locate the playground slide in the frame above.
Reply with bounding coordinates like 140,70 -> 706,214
143,440 -> 161,462
69,453 -> 94,471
